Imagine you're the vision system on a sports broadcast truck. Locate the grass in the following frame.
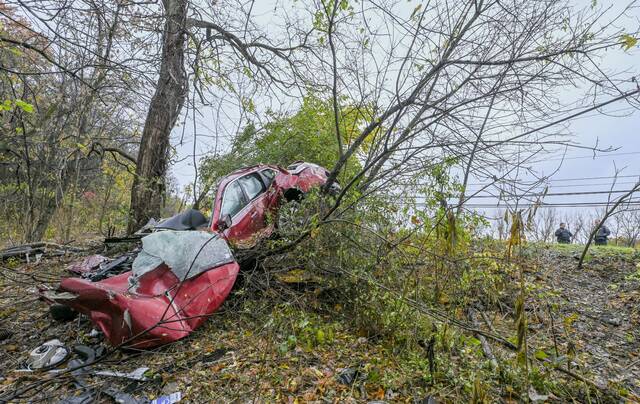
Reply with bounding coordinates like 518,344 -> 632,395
530,242 -> 639,262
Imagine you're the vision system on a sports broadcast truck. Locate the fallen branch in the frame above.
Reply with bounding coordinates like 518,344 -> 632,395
0,243 -> 87,260
467,308 -> 498,369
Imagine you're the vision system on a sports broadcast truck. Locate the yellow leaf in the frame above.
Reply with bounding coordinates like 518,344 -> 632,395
621,34 -> 638,51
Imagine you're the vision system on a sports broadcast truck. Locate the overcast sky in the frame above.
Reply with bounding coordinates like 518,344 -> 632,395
170,0 -> 640,217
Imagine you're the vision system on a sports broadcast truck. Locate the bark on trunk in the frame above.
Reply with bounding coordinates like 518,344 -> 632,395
128,0 -> 188,233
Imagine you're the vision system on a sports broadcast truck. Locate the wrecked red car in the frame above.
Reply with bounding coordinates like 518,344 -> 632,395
209,162 -> 335,247
44,162 -> 333,348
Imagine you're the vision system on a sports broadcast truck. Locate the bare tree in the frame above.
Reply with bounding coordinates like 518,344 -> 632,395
0,1 -> 144,241
613,208 -> 640,247
282,0 -> 639,250
529,208 -> 558,243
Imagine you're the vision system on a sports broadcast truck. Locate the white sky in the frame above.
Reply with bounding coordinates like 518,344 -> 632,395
170,0 -> 640,215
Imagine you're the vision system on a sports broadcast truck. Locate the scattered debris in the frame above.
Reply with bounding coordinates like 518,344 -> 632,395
67,254 -> 108,275
26,339 -> 69,370
95,367 -> 149,381
67,253 -> 136,281
336,367 -> 365,385
58,343 -> 147,404
150,391 -> 182,404
528,387 -> 549,403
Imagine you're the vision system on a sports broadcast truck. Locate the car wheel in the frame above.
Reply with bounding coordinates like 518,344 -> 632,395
50,304 -> 78,322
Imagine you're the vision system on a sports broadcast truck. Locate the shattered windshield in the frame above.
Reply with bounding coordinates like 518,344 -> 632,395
131,230 -> 235,284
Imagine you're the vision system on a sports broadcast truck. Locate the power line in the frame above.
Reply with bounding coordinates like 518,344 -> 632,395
459,189 -> 640,199
536,151 -> 640,163
437,202 -> 640,208
467,174 -> 640,186
466,181 -> 640,190
402,189 -> 640,200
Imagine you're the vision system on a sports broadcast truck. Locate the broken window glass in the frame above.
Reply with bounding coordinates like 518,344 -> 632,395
130,231 -> 235,288
238,174 -> 265,201
220,181 -> 246,218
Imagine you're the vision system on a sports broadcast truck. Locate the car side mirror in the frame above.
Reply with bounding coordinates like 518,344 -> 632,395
218,214 -> 232,231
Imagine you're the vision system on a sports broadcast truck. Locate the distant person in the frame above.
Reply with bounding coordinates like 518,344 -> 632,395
594,219 -> 611,246
554,223 -> 572,244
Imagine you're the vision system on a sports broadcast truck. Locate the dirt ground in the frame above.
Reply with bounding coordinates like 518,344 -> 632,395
523,245 -> 640,399
0,243 -> 638,403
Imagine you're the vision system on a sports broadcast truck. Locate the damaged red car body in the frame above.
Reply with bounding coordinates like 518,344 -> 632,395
44,162 -> 332,348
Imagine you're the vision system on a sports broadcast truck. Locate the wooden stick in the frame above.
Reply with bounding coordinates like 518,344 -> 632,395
467,308 -> 498,369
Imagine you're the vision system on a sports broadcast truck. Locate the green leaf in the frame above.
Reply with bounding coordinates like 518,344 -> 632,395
621,34 -> 638,51
468,337 -> 481,346
278,341 -> 289,354
287,334 -> 297,348
534,350 -> 548,360
14,99 -> 34,113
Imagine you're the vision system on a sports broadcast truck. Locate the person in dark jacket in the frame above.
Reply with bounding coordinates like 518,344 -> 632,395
554,223 -> 572,244
594,219 -> 611,245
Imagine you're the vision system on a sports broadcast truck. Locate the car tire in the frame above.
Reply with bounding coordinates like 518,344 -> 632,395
50,304 -> 78,322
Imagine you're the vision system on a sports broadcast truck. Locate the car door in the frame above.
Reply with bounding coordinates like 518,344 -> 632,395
218,181 -> 252,243
259,168 -> 282,211
236,173 -> 271,238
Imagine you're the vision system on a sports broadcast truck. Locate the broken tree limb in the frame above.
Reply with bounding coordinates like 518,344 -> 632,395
0,243 -> 87,260
467,308 -> 498,369
479,309 -> 499,334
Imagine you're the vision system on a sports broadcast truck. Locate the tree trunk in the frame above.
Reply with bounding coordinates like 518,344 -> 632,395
128,0 -> 188,233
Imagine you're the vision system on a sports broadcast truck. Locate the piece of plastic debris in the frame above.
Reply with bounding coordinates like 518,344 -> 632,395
27,339 -> 69,370
103,388 -> 147,404
336,368 -> 364,385
528,387 -> 549,403
95,366 -> 150,381
68,255 -> 109,275
88,255 -> 132,281
151,391 -> 182,404
59,390 -> 94,404
156,209 -> 208,230
88,329 -> 101,338
73,345 -> 95,364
